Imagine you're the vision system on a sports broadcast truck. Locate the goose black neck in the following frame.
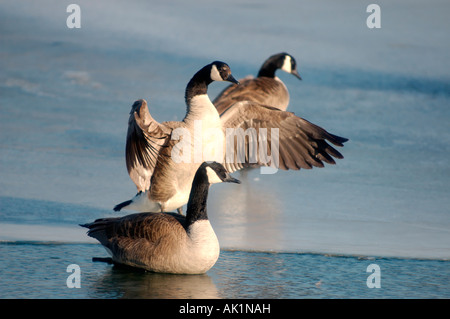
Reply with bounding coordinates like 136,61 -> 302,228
257,58 -> 279,78
185,65 -> 213,106
184,169 -> 210,228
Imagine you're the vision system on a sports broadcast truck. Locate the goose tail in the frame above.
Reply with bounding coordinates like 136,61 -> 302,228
113,200 -> 132,212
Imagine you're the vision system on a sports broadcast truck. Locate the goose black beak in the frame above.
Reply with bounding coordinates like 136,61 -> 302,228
224,174 -> 241,184
226,74 -> 240,85
292,69 -> 302,80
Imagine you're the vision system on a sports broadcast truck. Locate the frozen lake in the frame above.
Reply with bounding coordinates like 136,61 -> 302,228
1,0 -> 449,299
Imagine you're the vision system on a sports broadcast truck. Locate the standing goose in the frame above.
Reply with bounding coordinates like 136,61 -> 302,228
213,52 -> 302,114
115,62 -> 348,214
82,162 -> 240,274
114,61 -> 239,213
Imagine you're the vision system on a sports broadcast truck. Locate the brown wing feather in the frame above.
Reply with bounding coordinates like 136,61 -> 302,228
125,99 -> 172,192
82,213 -> 186,267
213,77 -> 289,115
220,101 -> 348,173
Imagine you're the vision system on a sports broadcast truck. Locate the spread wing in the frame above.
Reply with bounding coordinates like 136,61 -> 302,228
220,101 -> 348,173
125,99 -> 172,192
213,76 -> 289,114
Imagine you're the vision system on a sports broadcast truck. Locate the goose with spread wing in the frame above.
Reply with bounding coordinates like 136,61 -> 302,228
114,61 -> 239,213
114,61 -> 348,214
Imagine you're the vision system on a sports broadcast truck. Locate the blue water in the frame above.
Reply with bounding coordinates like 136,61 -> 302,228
1,0 -> 449,298
1,242 -> 449,299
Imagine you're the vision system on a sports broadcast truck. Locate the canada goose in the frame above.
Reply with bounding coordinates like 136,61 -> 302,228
115,61 -> 348,213
81,162 -> 240,274
114,61 -> 239,213
213,52 -> 301,114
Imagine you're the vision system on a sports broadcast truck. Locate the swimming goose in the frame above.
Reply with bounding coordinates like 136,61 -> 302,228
213,52 -> 301,114
82,162 -> 240,274
114,61 -> 239,213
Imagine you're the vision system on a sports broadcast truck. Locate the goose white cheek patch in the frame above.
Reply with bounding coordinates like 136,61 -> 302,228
281,55 -> 292,73
205,166 -> 224,184
210,64 -> 223,82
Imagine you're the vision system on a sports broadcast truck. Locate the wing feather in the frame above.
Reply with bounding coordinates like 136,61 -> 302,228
213,76 -> 289,114
125,99 -> 172,192
220,101 -> 348,173
82,213 -> 186,265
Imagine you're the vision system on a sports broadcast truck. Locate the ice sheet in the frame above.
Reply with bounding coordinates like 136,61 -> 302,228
1,0 -> 449,259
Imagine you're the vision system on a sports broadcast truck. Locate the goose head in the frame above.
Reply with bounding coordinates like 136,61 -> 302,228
278,53 -> 302,80
258,52 -> 302,80
209,61 -> 240,85
185,61 -> 239,105
201,161 -> 241,185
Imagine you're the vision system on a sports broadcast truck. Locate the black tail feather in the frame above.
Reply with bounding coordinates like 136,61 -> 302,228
92,257 -> 114,264
113,200 -> 132,212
